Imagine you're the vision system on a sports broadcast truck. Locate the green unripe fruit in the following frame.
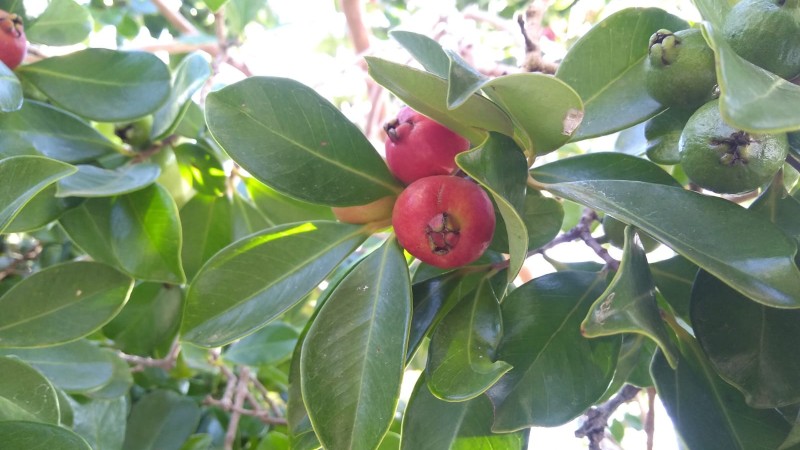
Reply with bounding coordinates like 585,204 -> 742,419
723,0 -> 800,80
645,107 -> 694,165
679,99 -> 789,194
603,216 -> 660,253
645,28 -> 717,110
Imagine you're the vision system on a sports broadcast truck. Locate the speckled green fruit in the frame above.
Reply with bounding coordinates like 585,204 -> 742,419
603,216 -> 660,253
723,0 -> 800,80
645,28 -> 717,110
679,99 -> 789,194
645,108 -> 694,165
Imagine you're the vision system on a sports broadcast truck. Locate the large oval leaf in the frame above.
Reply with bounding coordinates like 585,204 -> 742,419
556,8 -> 689,140
301,238 -> 411,450
122,390 -> 201,450
151,52 -> 211,141
531,151 -> 680,186
0,261 -> 133,348
244,176 -> 335,225
546,180 -> 800,308
0,421 -> 91,450
70,396 -> 128,450
182,221 -> 368,347
17,49 -> 171,122
25,0 -> 92,46
56,163 -> 161,198
0,155 -> 75,233
487,271 -> 621,430
0,356 -> 59,424
179,194 -> 235,281
0,62 -> 22,112
206,77 -> 401,206
390,30 -> 449,78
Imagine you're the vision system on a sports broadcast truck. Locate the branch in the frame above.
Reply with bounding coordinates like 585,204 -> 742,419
118,340 -> 181,373
341,0 -> 370,55
575,384 -> 641,450
149,0 -> 199,35
0,242 -> 42,282
224,366 -> 250,450
645,387 -> 656,450
517,1 -> 559,74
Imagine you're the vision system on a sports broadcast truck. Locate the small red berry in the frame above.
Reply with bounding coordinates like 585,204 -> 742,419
0,10 -> 27,70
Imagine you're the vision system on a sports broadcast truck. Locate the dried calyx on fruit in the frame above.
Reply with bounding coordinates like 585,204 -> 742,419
0,10 -> 27,70
383,106 -> 470,185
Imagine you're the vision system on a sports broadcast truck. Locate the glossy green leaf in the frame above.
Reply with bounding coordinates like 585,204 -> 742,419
446,50 -> 488,110
582,226 -> 678,367
0,100 -> 118,163
703,23 -> 800,133
17,49 -> 171,122
401,378 -> 525,450
0,155 -> 75,233
122,390 -> 201,450
56,389 -> 74,427
487,271 -> 621,430
70,396 -> 127,450
86,349 -> 133,400
287,317 -> 321,450
0,340 -> 115,393
690,0 -> 731,28
599,335 -> 654,402
224,322 -> 299,367
0,62 -> 22,112
173,143 -> 227,197
751,177 -> 800,243
390,30 -> 449,78
490,183 -> 564,254
781,414 -> 800,450
0,261 -> 133,348
0,356 -> 59,424
205,77 -> 401,206
230,193 -> 271,239
179,195 -> 234,281
56,163 -> 161,197
179,434 -> 214,450
366,56 -> 514,144
301,238 -> 411,450
26,0 -> 92,46
244,177 -> 334,226
103,282 -> 183,357
0,421 -> 91,450
376,432 -> 400,450
182,221 -> 367,347
556,8 -> 689,140
650,255 -> 698,320
483,73 -> 583,154
456,133 -> 528,282
151,52 -> 211,140
545,180 -> 800,308
652,324 -> 792,450
60,184 -> 186,284
4,184 -> 81,233
531,151 -> 680,186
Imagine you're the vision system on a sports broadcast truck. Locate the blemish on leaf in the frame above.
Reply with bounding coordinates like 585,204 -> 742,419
562,109 -> 584,136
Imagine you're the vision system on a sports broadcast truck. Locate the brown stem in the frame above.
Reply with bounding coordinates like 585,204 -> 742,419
119,339 -> 181,372
645,387 -> 656,450
0,243 -> 42,282
575,384 -> 641,449
341,0 -> 370,55
518,1 -> 559,74
224,367 -> 250,450
149,0 -> 199,35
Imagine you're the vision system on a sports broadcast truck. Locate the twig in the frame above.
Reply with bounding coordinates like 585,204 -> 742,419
517,1 -> 559,74
149,0 -> 199,35
645,387 -> 656,450
575,384 -> 641,450
118,339 -> 181,372
251,376 -> 283,418
0,243 -> 42,282
223,367 -> 251,450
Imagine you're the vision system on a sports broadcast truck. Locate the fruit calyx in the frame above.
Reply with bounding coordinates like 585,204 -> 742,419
649,29 -> 679,66
0,13 -> 23,38
711,131 -> 753,166
426,212 -> 460,255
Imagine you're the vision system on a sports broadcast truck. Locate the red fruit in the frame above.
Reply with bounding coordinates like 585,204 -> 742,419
331,195 -> 396,225
0,10 -> 26,70
384,106 -> 470,185
392,175 -> 495,269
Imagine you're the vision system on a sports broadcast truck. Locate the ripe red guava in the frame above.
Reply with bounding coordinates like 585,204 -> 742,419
0,11 -> 27,70
384,106 -> 470,185
331,195 -> 396,225
392,175 -> 495,269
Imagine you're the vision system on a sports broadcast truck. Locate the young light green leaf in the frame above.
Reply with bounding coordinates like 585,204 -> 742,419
556,8 -> 689,140
205,76 -> 401,206
301,238 -> 411,450
182,221 -> 368,347
0,421 -> 91,450
122,390 -> 201,450
179,195 -> 234,281
0,356 -> 60,424
0,62 -> 22,112
0,155 -> 75,233
151,52 -> 211,140
25,0 -> 92,46
244,176 -> 335,226
70,396 -> 128,450
390,30 -> 450,78
56,163 -> 161,197
17,49 -> 171,122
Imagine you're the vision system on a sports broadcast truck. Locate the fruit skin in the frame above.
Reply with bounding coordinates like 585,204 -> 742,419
679,99 -> 789,194
723,0 -> 800,80
645,28 -> 717,110
0,10 -> 26,70
645,108 -> 693,165
332,195 -> 396,225
603,216 -> 660,253
384,106 -> 470,185
392,175 -> 495,269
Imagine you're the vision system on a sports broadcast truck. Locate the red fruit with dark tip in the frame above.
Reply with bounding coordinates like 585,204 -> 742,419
0,10 -> 26,70
392,175 -> 495,269
384,106 -> 470,185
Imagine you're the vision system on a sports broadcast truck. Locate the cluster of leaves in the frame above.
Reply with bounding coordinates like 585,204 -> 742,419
1,1 -> 800,450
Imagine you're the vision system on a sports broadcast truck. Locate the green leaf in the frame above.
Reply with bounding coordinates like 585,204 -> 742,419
17,49 -> 171,122
205,0 -> 228,12
182,221 -> 367,347
86,349 -> 133,400
426,274 -> 512,401
0,155 -> 76,233
224,322 -> 299,367
173,143 -> 227,197
244,177 -> 334,225
651,324 -> 792,450
703,23 -> 800,133
487,271 -> 621,430
0,340 -> 115,393
0,62 -> 22,112
692,268 -> 800,408
122,390 -> 201,450
582,226 -> 679,367
490,189 -> 564,254
301,238 -> 411,450
531,151 -> 680,186
0,356 -> 59,424
446,50 -> 488,110
4,184 -> 82,233
179,195 -> 234,281
555,8 -> 689,140
690,0 -> 731,28
180,434 -> 214,450
26,0 -> 92,46
59,184 -> 186,284
456,133 -> 528,282
545,180 -> 800,308
70,396 -> 128,450
103,282 -> 183,357
650,255 -> 698,320
0,421 -> 91,450
151,52 -> 211,140
230,193 -> 271,239
401,377 -> 526,450
366,57 -> 514,144
390,30 -> 449,78
205,77 -> 401,206
56,163 -> 161,197
0,261 -> 133,348
483,73 -> 584,155
599,335 -> 654,402
751,177 -> 800,244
